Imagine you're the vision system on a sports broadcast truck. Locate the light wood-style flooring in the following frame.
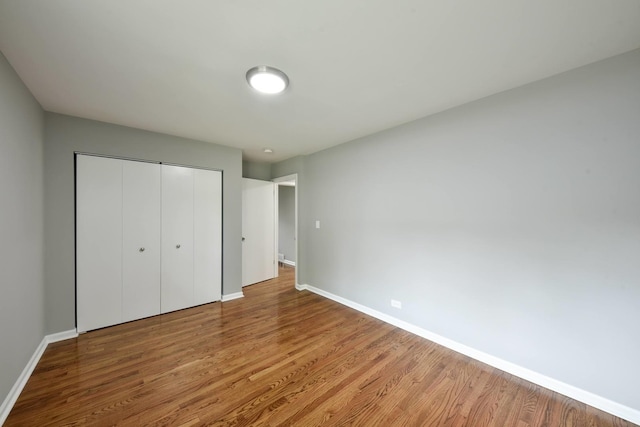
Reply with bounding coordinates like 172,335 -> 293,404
6,267 -> 636,426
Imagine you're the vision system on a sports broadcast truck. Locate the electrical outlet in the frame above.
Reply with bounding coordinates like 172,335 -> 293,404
391,299 -> 402,309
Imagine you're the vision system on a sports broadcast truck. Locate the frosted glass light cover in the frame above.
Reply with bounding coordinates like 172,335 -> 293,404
246,66 -> 289,94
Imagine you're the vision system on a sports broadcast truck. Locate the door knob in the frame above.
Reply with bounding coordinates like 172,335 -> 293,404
139,247 -> 145,252
176,244 -> 181,249
242,237 -> 245,241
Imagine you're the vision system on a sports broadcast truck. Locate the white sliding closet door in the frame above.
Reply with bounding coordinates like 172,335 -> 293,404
76,155 -> 123,332
122,161 -> 161,322
194,169 -> 222,305
161,165 -> 195,313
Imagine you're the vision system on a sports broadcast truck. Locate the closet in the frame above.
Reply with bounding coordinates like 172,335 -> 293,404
76,154 -> 222,333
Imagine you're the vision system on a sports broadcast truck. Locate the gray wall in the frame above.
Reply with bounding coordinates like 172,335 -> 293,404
44,113 -> 243,333
271,156 -> 304,180
283,50 -> 640,411
0,53 -> 45,403
278,186 -> 296,263
243,160 -> 272,180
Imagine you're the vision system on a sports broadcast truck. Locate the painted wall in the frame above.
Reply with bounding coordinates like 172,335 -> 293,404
280,50 -> 640,412
44,113 -> 243,333
0,53 -> 45,406
278,186 -> 296,263
271,156 -> 304,181
243,160 -> 272,181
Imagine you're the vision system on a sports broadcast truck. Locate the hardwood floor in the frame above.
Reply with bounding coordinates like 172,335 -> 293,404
6,267 -> 636,426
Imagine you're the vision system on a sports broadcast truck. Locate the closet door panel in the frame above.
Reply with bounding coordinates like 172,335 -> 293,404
122,161 -> 162,322
194,169 -> 222,305
76,155 -> 123,332
161,165 -> 195,313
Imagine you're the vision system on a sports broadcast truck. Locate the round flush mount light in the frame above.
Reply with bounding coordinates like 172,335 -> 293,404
246,66 -> 289,94
264,148 -> 274,153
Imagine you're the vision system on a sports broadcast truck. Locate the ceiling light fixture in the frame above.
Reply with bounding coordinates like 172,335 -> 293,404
246,66 -> 289,94
264,148 -> 274,153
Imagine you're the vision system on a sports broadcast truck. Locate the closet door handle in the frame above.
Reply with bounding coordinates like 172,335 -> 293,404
139,247 -> 145,252
176,244 -> 181,249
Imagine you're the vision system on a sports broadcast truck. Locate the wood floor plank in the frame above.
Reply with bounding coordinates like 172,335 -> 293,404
5,266 -> 637,426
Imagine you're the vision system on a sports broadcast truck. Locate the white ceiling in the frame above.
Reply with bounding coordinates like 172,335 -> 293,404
1,1 -> 639,163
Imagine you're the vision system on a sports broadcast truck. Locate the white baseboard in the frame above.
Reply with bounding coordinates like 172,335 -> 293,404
298,283 -> 640,425
0,329 -> 77,425
47,329 -> 78,343
282,259 -> 296,267
0,338 -> 47,425
221,292 -> 244,302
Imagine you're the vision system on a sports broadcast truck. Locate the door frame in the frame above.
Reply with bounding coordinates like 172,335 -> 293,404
272,174 -> 298,287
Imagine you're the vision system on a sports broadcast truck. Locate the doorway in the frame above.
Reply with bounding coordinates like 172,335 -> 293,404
273,174 -> 298,287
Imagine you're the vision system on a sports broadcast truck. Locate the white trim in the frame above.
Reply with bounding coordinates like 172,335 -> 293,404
299,283 -> 640,425
272,181 -> 279,279
282,259 -> 296,267
272,173 -> 298,183
47,329 -> 78,343
221,292 -> 244,302
0,329 -> 77,425
0,338 -> 47,425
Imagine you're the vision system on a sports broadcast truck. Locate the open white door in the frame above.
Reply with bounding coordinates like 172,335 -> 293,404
242,178 -> 276,286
